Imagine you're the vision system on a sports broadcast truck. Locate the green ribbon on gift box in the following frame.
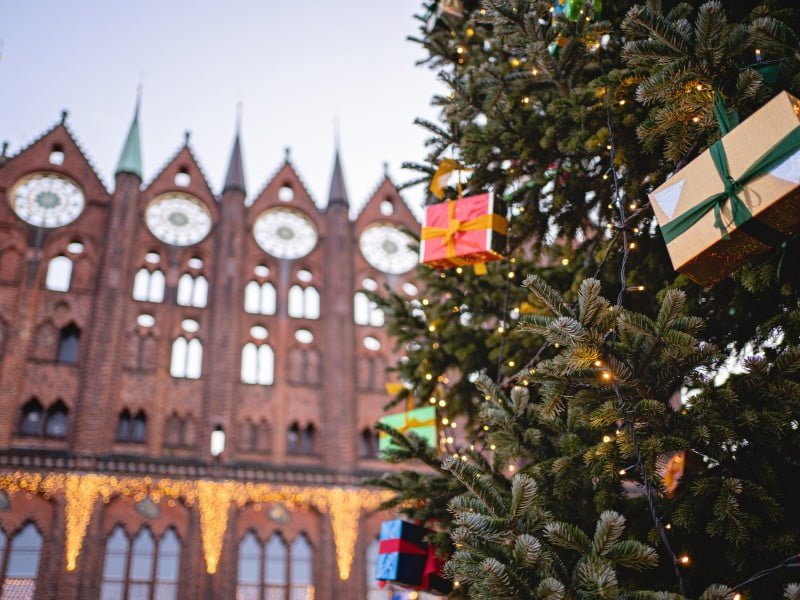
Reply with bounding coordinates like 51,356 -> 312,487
660,124 -> 800,244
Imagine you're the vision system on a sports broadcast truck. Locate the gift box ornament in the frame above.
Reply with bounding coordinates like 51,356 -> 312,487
650,91 -> 800,286
376,520 -> 452,595
420,192 -> 507,269
378,406 -> 438,455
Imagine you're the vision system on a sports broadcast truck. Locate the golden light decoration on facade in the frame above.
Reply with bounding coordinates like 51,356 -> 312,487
0,470 -> 392,580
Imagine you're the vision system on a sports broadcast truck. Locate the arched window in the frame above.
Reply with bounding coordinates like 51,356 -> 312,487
101,526 -> 181,600
1,523 -> 43,598
117,409 -> 132,441
286,423 -> 315,456
244,281 -> 277,315
118,410 -> 146,443
45,255 -> 73,292
101,527 -> 129,598
44,400 -> 68,438
359,428 -> 379,459
210,425 -> 225,457
302,424 -> 315,455
240,343 -> 274,385
265,535 -> 288,593
132,268 -> 166,303
170,337 -> 202,379
354,292 -> 384,326
57,323 -> 80,363
177,274 -> 208,308
236,532 -> 262,598
288,286 -> 320,319
290,534 -> 313,598
19,399 -> 43,436
287,422 -> 300,455
132,411 -> 147,443
156,529 -> 181,599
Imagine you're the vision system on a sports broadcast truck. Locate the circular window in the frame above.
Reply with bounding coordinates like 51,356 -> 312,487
67,241 -> 84,254
359,223 -> 417,274
137,314 -> 155,328
250,326 -> 268,340
10,172 -> 85,228
402,282 -> 418,296
380,199 -> 394,216
297,269 -> 313,283
145,193 -> 211,247
278,185 -> 294,202
145,252 -> 161,264
363,336 -> 381,351
361,277 -> 378,291
181,319 -> 199,333
295,329 -> 314,344
253,208 -> 318,260
187,257 -> 203,269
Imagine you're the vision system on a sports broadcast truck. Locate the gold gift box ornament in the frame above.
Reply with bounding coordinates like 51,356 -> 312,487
649,91 -> 800,286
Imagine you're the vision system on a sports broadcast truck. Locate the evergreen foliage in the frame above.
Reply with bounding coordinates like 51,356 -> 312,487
369,1 -> 800,598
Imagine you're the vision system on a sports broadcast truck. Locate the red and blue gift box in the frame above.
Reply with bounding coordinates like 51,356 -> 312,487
376,519 -> 452,595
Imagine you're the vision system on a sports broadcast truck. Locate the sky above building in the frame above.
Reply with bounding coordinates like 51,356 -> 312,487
0,0 -> 443,217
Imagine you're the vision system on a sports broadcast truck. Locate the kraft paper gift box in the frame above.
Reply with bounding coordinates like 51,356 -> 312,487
420,193 -> 507,269
649,91 -> 800,286
378,406 -> 438,455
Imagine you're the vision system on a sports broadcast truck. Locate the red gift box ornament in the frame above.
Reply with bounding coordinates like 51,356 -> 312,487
420,193 -> 508,271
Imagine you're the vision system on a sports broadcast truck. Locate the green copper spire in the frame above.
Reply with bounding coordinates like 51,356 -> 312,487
115,92 -> 142,178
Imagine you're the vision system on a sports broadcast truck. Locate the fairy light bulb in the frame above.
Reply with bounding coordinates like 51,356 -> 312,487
619,469 -> 626,476
602,435 -> 612,443
425,373 -> 433,381
438,400 -> 446,407
442,417 -> 450,425
678,555 -> 690,566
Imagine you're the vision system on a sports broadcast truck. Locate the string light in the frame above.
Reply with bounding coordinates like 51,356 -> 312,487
429,397 -> 437,404
428,325 -> 436,332
1,470 -> 391,580
601,371 -> 613,381
490,444 -> 496,450
442,417 -> 450,425
425,373 -> 433,381
602,435 -> 612,443
507,271 -> 515,279
619,469 -> 627,475
497,326 -> 505,333
665,523 -> 672,530
438,399 -> 446,407
509,57 -> 521,67
678,555 -> 691,566
482,425 -> 489,431
507,360 -> 515,367
561,258 -> 569,266
456,267 -> 463,274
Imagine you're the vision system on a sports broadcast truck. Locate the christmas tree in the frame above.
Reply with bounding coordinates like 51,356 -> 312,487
371,1 -> 800,598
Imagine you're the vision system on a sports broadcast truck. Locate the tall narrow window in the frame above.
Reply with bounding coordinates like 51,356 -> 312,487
302,424 -> 315,455
57,323 -> 80,363
129,529 -> 156,599
101,527 -> 129,600
171,338 -> 203,379
156,529 -> 180,600
354,292 -> 384,326
45,255 -> 73,292
1,523 -> 43,599
290,535 -> 314,599
241,343 -> 274,385
132,268 -> 165,303
177,274 -> 208,308
117,410 -> 132,441
19,399 -> 44,436
359,428 -> 379,459
288,286 -> 320,319
44,400 -> 68,438
237,532 -> 262,599
132,411 -> 147,443
244,281 -> 276,315
265,535 -> 288,595
287,422 -> 300,455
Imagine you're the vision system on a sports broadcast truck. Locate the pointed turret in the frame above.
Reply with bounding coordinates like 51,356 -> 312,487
115,94 -> 143,178
222,122 -> 246,195
328,149 -> 349,207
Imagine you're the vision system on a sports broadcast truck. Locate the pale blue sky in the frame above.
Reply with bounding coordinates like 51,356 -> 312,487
0,1 -> 441,215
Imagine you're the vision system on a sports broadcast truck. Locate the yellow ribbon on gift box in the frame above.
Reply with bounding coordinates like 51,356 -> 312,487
420,201 -> 508,264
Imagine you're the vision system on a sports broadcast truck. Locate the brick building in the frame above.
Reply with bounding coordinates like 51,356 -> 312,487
0,102 -> 425,599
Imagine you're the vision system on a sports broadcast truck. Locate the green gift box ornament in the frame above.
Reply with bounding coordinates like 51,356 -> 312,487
378,406 -> 439,455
